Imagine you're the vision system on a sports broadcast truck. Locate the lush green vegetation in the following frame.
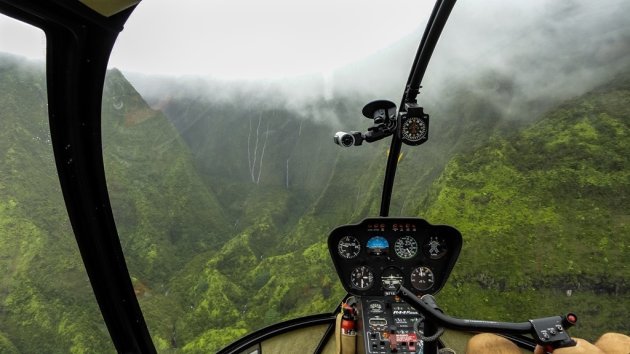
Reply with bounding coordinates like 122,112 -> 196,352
0,54 -> 115,353
0,52 -> 628,352
423,75 -> 630,340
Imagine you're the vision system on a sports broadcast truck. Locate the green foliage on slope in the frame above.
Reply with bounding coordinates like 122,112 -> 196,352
424,75 -> 630,340
0,56 -> 232,352
0,55 -> 116,353
102,69 -> 230,284
1,50 -> 628,352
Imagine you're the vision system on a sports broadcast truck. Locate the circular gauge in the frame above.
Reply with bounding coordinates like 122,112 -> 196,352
367,300 -> 385,314
366,236 -> 389,256
338,236 -> 361,259
402,117 -> 427,142
394,236 -> 418,259
381,267 -> 404,291
423,236 -> 447,259
350,266 -> 374,290
410,266 -> 435,291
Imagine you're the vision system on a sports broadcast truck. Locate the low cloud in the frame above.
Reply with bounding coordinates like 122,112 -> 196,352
124,0 -> 630,126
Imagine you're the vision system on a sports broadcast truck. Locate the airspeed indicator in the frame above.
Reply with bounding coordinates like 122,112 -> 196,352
394,236 -> 418,259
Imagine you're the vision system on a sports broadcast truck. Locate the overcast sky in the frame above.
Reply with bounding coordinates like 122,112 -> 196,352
1,0 -> 627,85
0,0 -> 433,80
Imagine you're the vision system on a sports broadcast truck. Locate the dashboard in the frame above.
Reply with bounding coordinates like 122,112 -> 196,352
328,217 -> 462,296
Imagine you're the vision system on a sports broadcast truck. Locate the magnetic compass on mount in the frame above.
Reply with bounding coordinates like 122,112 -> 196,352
402,117 -> 427,142
399,103 -> 429,146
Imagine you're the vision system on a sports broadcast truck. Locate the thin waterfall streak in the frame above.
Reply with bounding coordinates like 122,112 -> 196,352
247,115 -> 253,178
256,120 -> 270,184
286,159 -> 290,189
354,187 -> 362,215
298,119 -> 304,136
251,113 -> 262,183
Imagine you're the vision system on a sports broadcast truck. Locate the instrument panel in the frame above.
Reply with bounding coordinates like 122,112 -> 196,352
328,218 -> 462,296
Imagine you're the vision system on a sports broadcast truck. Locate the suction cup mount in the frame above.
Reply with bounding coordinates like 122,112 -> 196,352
362,100 -> 398,124
333,100 -> 399,147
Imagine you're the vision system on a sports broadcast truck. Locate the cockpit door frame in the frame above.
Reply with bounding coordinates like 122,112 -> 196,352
0,1 -> 156,352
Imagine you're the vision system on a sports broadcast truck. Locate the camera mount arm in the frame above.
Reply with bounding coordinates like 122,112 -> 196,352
333,100 -> 398,147
397,285 -> 578,353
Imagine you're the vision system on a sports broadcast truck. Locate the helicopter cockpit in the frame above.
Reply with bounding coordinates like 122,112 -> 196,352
325,217 -> 578,354
0,0 -> 628,353
328,217 -> 462,353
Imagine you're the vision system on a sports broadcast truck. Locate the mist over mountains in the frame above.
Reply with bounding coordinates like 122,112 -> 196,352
1,44 -> 629,352
0,1 -> 629,350
124,0 -> 630,128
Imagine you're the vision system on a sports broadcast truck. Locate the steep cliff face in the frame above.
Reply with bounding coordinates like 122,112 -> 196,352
0,51 -> 628,352
423,74 -> 630,340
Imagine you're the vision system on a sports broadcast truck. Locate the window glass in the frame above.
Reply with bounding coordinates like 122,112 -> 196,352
402,0 -> 630,340
104,0 -> 629,352
0,16 -> 115,353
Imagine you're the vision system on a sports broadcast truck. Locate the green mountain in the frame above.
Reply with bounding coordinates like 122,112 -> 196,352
176,73 -> 629,350
422,74 -> 630,340
0,54 -> 115,352
102,69 -> 231,283
0,55 -> 231,352
146,72 -> 628,351
0,50 -> 628,352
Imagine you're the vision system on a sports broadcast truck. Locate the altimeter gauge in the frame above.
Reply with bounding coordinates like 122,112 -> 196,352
394,235 -> 418,259
410,266 -> 434,291
350,266 -> 374,290
338,235 -> 361,259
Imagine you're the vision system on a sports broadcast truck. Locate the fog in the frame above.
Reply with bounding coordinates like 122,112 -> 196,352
332,0 -> 630,118
122,0 -> 629,128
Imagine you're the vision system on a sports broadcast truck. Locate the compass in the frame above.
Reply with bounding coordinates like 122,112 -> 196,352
399,103 -> 429,146
402,117 -> 427,142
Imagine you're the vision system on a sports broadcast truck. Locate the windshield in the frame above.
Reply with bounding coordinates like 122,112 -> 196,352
104,0 -> 629,350
0,16 -> 116,353
1,0 -> 628,352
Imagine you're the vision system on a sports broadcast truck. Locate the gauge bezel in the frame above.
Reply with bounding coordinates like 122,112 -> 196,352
410,266 -> 435,291
350,265 -> 375,290
394,235 -> 418,259
338,235 -> 361,259
380,267 -> 404,291
327,217 -> 462,296
402,116 -> 427,142
423,235 -> 448,259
